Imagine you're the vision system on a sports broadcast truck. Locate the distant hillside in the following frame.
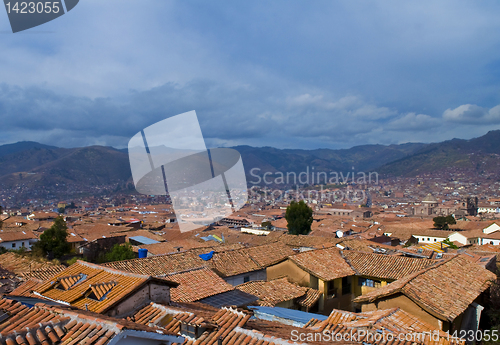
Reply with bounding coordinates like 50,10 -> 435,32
235,143 -> 425,184
0,141 -> 58,158
378,130 -> 500,177
1,130 -> 499,193
0,145 -> 131,188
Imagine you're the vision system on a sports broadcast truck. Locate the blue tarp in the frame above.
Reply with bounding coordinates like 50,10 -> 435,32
248,306 -> 328,327
199,251 -> 215,261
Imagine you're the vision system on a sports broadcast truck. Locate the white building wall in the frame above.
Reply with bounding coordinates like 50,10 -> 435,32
481,238 -> 500,246
0,239 -> 34,251
448,233 -> 468,245
483,223 -> 500,234
414,236 -> 447,244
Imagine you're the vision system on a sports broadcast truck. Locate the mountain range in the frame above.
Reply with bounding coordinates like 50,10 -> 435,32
1,130 -> 500,192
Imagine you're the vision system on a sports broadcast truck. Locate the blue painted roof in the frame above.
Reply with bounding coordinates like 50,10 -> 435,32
129,236 -> 160,245
248,306 -> 327,326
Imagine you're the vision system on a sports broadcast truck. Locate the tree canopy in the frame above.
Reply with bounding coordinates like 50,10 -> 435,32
433,215 -> 456,230
100,243 -> 135,263
33,216 -> 71,259
261,221 -> 273,230
285,200 -> 313,235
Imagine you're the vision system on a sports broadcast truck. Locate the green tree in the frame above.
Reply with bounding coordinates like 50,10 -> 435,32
442,238 -> 459,249
261,221 -> 273,230
433,215 -> 456,230
101,243 -> 135,263
285,200 -> 313,235
33,216 -> 71,259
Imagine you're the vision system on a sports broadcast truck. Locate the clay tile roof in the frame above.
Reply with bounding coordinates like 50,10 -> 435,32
0,252 -> 64,276
306,307 -> 463,345
20,266 -> 67,281
353,255 -> 496,322
279,234 -> 340,249
0,230 -> 37,243
131,303 -> 254,344
164,267 -> 234,303
103,241 -> 292,279
236,278 -> 305,306
0,297 -> 183,345
241,242 -> 295,267
208,250 -> 262,277
342,251 -> 438,280
102,251 -> 206,276
9,279 -> 43,297
289,247 -> 356,281
19,261 -> 176,315
297,288 -> 323,308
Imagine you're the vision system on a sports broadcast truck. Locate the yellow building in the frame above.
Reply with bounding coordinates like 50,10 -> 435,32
267,246 -> 439,315
353,255 -> 496,332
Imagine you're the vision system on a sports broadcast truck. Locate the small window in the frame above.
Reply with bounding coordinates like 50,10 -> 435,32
427,238 -> 430,241
86,282 -> 116,301
434,239 -> 437,242
21,242 -> 24,247
243,276 -> 250,283
342,277 -> 351,295
55,274 -> 87,291
359,278 -> 381,288
180,323 -> 199,338
327,280 -> 336,297
12,243 -> 15,248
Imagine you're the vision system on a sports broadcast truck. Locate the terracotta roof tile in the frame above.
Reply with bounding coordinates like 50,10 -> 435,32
306,307 -> 463,345
353,255 -> 496,321
241,242 -> 295,267
236,278 -> 314,307
165,267 -> 234,303
0,253 -> 64,276
20,266 -> 67,281
131,303 -> 306,345
208,250 -> 262,277
289,247 -> 355,281
0,297 -> 183,345
102,251 -> 206,276
11,261 -> 176,315
342,251 -> 438,280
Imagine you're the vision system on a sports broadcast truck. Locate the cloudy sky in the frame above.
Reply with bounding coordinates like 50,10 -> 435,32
1,0 -> 500,149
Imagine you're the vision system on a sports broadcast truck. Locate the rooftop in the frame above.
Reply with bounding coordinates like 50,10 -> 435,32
11,261 -> 178,314
353,255 -> 496,322
289,247 -> 356,281
236,277 -> 321,308
164,267 -> 234,303
0,297 -> 183,345
342,250 -> 438,280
